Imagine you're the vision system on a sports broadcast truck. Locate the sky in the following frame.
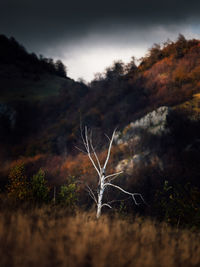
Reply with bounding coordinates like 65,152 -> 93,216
1,0 -> 200,81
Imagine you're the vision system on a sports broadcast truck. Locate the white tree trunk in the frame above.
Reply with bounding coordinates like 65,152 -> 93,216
96,189 -> 103,219
96,174 -> 105,219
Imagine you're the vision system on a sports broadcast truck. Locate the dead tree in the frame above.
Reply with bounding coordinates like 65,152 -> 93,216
77,126 -> 145,219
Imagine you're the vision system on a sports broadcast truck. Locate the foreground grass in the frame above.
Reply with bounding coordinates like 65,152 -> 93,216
0,208 -> 200,267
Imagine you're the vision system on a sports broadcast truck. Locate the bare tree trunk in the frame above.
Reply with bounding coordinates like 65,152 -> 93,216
96,173 -> 105,219
96,191 -> 103,218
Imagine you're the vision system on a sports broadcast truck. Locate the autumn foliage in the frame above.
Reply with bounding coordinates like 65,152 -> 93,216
7,163 -> 29,202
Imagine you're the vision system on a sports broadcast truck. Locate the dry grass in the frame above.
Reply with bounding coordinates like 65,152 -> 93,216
0,208 -> 200,267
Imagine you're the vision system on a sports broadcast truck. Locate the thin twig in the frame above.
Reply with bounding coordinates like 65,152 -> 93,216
104,171 -> 123,181
75,146 -> 88,154
89,131 -> 102,172
104,183 -> 146,205
103,128 -> 116,170
101,203 -> 112,209
85,184 -> 97,204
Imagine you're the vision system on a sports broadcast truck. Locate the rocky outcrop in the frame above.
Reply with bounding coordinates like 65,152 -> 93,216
115,106 -> 171,145
115,106 -> 171,173
115,152 -> 163,174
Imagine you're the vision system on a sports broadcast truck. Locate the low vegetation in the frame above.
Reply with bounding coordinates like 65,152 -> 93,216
0,209 -> 200,267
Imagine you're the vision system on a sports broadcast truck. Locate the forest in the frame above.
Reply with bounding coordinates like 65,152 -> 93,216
1,34 -> 200,266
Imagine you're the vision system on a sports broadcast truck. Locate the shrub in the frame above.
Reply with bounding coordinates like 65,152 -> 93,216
58,176 -> 78,208
31,169 -> 49,204
7,163 -> 30,202
155,180 -> 200,228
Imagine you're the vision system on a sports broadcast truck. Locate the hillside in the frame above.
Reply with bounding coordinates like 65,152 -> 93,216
0,34 -> 69,102
0,35 -> 89,158
1,34 -> 200,158
1,34 -> 200,227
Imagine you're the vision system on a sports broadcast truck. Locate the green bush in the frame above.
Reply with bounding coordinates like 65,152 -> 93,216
58,176 -> 77,208
31,169 -> 49,204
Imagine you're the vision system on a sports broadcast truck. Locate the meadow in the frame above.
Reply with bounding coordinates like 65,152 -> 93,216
0,207 -> 200,267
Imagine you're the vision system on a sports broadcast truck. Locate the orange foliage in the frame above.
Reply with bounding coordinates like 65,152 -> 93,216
60,145 -> 123,185
140,39 -> 200,106
9,154 -> 45,169
188,65 -> 200,82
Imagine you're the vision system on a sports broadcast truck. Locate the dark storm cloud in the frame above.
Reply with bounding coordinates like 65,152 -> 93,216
1,0 -> 200,50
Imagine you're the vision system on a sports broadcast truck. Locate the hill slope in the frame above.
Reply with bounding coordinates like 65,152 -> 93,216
1,35 -> 200,226
0,34 -> 200,159
0,34 -> 70,102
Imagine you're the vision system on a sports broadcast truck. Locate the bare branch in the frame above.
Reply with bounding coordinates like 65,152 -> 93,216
75,146 -> 88,154
89,131 -> 102,172
104,183 -> 146,205
101,203 -> 112,209
76,180 -> 97,204
104,171 -> 123,181
103,129 -> 116,170
80,124 -> 87,149
82,126 -> 101,177
131,193 -> 148,206
107,196 -> 132,204
85,126 -> 89,149
104,133 -> 111,142
88,191 -> 97,204
85,184 -> 97,204
104,183 -> 133,195
87,149 -> 101,177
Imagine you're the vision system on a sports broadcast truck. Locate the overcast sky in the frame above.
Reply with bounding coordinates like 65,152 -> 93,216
1,0 -> 200,81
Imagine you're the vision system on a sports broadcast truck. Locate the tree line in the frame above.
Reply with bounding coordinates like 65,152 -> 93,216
0,34 -> 67,78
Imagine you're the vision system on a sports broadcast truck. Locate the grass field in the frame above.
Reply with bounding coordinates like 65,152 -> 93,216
0,207 -> 200,267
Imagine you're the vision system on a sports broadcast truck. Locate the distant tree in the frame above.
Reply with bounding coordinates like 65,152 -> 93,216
112,60 -> 124,75
90,72 -> 105,88
175,34 -> 188,58
93,72 -> 104,81
177,34 -> 187,44
77,77 -> 87,85
139,43 -> 163,71
125,56 -> 137,74
149,43 -> 162,60
105,60 -> 124,81
55,60 -> 67,77
30,53 -> 38,63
